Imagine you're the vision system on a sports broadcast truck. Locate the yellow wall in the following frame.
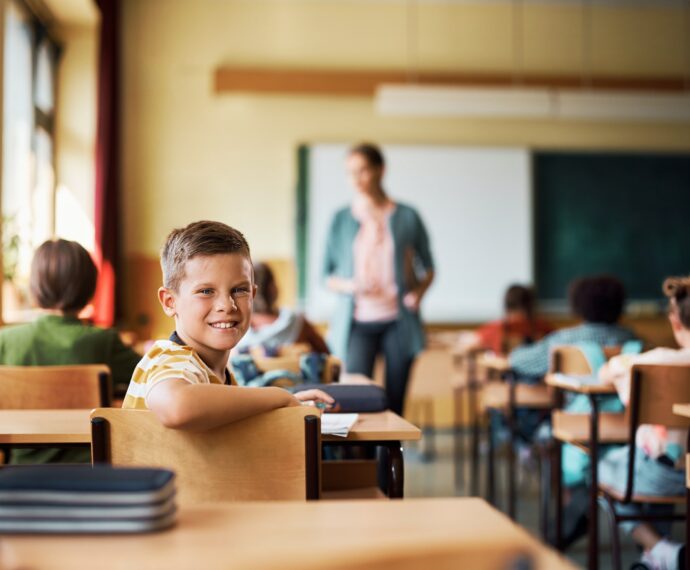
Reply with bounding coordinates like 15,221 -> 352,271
120,0 -> 690,338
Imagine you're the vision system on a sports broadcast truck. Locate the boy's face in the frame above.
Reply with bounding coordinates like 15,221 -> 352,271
158,253 -> 255,367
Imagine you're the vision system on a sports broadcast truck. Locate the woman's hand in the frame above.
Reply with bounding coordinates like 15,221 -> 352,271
293,388 -> 338,411
403,290 -> 421,312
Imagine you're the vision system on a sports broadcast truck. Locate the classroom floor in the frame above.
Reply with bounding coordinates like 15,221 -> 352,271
403,429 -> 686,569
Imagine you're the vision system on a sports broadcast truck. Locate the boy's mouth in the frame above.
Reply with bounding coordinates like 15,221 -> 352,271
209,321 -> 238,330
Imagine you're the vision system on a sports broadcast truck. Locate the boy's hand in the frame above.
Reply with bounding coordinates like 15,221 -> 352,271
293,389 -> 338,411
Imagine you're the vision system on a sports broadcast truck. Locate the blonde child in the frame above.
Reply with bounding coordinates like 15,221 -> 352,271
122,221 -> 332,428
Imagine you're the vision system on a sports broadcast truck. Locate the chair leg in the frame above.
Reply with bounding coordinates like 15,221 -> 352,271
554,438 -> 564,550
471,393 -> 481,497
423,400 -> 436,461
598,494 -> 622,570
506,405 -> 517,520
487,409 -> 496,506
539,441 -> 551,543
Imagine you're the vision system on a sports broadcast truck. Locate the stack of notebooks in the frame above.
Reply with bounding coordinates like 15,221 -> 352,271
0,465 -> 177,533
321,413 -> 359,437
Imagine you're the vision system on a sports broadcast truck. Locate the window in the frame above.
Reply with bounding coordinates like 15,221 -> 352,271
2,0 -> 59,322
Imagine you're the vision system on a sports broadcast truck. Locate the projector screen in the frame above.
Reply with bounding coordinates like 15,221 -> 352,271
300,143 -> 532,323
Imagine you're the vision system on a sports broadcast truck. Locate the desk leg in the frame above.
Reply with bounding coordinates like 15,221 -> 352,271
384,441 -> 404,499
471,385 -> 481,497
554,438 -> 563,549
487,408 -> 496,506
686,430 -> 690,570
453,386 -> 464,491
587,394 -> 600,570
507,375 -> 517,520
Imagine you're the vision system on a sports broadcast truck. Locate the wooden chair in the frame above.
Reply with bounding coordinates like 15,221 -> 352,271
597,364 -> 690,570
406,348 -> 459,459
0,364 -> 111,409
91,407 -> 321,503
546,344 -> 628,559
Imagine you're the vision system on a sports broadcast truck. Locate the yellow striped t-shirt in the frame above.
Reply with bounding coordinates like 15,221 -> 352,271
122,340 -> 232,410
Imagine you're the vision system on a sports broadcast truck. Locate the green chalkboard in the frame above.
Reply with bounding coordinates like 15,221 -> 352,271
534,152 -> 690,302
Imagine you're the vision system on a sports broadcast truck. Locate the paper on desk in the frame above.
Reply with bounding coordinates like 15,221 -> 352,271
321,413 -> 359,437
551,372 -> 600,388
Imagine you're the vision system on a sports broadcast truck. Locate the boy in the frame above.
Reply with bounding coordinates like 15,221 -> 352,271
122,220 -> 333,429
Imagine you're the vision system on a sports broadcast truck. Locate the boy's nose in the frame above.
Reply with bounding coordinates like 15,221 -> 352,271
216,295 -> 237,312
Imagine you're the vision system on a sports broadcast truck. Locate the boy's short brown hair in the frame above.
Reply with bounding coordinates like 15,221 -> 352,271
30,239 -> 98,312
161,221 -> 251,291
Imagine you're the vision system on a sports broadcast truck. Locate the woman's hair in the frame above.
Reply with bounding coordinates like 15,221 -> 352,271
663,276 -> 690,329
30,239 -> 98,312
504,284 -> 535,319
349,143 -> 385,168
252,262 -> 278,315
568,274 -> 626,324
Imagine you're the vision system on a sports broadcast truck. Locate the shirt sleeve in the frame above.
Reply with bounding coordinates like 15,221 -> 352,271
144,352 -> 207,398
509,336 -> 551,378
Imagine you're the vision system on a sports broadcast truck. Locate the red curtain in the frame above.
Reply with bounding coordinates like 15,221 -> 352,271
92,0 -> 120,327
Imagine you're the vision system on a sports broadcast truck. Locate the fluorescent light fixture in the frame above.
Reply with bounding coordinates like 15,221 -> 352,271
555,90 -> 690,123
376,84 -> 554,118
375,84 -> 690,122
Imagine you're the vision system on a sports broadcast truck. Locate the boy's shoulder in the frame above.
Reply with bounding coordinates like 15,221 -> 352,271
139,339 -> 196,365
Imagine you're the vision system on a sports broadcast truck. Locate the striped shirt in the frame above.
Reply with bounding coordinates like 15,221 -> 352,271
509,322 -> 638,379
122,340 -> 234,410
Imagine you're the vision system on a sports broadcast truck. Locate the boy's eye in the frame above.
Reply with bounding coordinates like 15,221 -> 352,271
232,287 -> 251,296
198,289 -> 213,295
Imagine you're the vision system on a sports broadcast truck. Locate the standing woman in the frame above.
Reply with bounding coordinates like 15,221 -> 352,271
323,143 -> 435,415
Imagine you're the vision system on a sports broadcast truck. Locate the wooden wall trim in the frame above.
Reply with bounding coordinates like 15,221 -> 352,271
214,66 -> 690,96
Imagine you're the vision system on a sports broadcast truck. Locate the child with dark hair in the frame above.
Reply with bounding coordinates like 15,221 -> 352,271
509,275 -> 637,379
236,262 -> 329,355
0,238 -> 142,463
595,276 -> 690,570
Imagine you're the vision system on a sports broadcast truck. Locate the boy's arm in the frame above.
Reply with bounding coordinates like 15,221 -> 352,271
146,379 -> 299,431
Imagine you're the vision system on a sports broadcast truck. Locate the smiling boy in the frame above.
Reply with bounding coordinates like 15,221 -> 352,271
122,220 -> 332,429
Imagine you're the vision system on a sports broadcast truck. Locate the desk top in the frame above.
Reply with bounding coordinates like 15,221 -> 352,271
0,410 -> 421,445
0,498 -> 574,570
673,404 -> 690,418
544,373 -> 617,395
477,353 -> 511,373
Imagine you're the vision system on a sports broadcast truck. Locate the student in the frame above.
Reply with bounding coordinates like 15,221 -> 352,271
509,275 -> 637,380
323,143 -> 434,416
0,238 -> 141,463
459,284 -> 552,355
596,276 -> 690,570
122,220 -> 333,428
235,262 -> 329,355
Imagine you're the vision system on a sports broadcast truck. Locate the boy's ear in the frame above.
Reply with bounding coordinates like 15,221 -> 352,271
158,287 -> 177,317
252,283 -> 258,298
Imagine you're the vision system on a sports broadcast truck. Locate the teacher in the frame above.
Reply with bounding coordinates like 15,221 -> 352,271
323,143 -> 435,415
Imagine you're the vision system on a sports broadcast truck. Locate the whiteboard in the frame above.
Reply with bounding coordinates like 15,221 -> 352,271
303,143 -> 533,323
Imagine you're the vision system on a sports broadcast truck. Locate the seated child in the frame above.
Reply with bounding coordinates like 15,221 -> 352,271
458,284 -> 552,355
510,275 -> 637,380
122,220 -> 333,428
0,238 -> 142,463
236,261 -> 329,355
597,276 -> 690,570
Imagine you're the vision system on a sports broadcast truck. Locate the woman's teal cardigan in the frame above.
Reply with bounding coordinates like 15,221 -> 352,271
322,202 -> 435,361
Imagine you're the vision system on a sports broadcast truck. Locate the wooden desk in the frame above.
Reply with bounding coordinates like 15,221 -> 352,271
0,498 -> 576,570
674,403 -> 690,570
672,403 -> 690,418
545,374 -> 620,570
0,410 -> 420,499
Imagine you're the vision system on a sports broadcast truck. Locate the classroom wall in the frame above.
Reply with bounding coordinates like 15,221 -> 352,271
119,0 -> 690,339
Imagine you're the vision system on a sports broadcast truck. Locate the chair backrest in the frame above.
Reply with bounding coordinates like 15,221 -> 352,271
90,406 -> 321,503
408,348 -> 457,397
631,364 -> 690,428
549,346 -> 593,374
0,365 -> 111,409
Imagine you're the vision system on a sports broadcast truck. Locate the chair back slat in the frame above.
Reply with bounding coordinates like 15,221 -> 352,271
550,346 -> 593,374
0,365 -> 111,409
632,364 -> 690,428
90,406 -> 320,503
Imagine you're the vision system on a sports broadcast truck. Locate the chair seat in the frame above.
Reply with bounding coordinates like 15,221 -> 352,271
481,382 -> 554,410
552,411 -> 629,444
599,482 -> 685,505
